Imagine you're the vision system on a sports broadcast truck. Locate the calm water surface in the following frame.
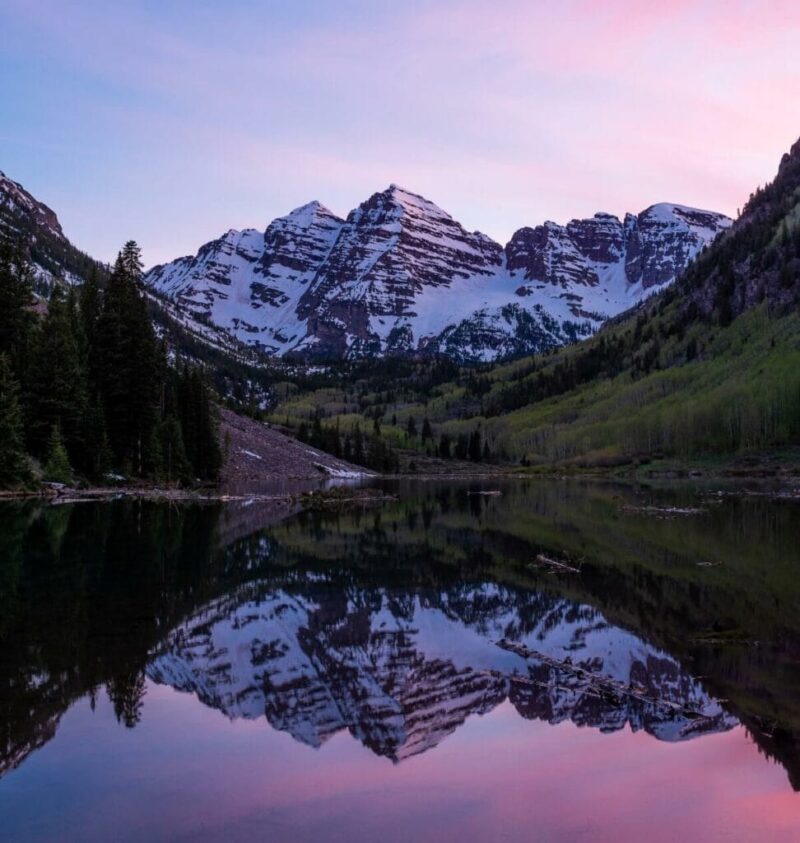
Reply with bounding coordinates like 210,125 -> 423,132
1,480 -> 800,841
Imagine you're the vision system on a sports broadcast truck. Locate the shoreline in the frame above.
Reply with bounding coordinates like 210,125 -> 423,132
2,464 -> 800,504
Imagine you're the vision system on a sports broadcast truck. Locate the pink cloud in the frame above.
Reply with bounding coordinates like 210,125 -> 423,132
3,0 -> 799,265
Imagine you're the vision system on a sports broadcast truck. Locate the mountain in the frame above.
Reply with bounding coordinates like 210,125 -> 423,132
270,135 -> 800,470
682,135 -> 800,323
147,577 -> 734,761
0,170 -> 105,293
146,186 -> 730,363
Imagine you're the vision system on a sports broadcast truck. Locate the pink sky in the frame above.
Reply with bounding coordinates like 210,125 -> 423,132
2,0 -> 800,265
7,688 -> 800,841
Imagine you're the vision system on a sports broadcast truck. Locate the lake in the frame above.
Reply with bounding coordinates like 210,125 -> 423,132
1,479 -> 799,841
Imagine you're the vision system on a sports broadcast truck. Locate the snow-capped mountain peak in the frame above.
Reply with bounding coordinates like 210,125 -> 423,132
145,186 -> 732,362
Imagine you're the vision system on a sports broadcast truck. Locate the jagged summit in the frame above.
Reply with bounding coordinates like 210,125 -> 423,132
0,169 -> 105,291
1,164 -> 730,363
145,185 -> 729,361
282,199 -> 338,224
0,170 -> 65,241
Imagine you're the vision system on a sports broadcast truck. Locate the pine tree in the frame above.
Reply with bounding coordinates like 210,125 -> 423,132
421,417 -> 433,441
96,242 -> 162,476
0,240 -> 36,382
27,287 -> 89,468
469,429 -> 482,462
176,367 -> 221,481
353,423 -> 365,465
43,424 -> 73,484
79,264 -> 102,392
159,415 -> 191,484
85,399 -> 113,479
0,355 -> 30,486
190,372 -> 222,481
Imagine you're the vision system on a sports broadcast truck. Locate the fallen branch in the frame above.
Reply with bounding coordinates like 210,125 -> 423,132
496,638 -> 712,720
529,553 -> 581,574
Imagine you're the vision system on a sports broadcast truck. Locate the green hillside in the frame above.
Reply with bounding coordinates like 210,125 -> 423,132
267,138 -> 800,472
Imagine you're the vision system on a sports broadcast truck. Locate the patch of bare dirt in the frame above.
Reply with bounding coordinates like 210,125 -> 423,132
219,408 -> 372,494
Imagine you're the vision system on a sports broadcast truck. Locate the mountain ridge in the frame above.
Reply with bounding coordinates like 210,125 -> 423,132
145,185 -> 731,363
0,170 -> 105,293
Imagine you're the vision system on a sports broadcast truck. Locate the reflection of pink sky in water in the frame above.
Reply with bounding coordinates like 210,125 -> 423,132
4,683 -> 799,842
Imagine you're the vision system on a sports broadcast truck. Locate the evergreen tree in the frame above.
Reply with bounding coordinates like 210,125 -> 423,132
421,417 -> 433,441
353,423 -> 365,465
469,429 -> 482,462
85,399 -> 113,478
79,265 -> 102,392
176,367 -> 221,481
0,355 -> 30,486
43,425 -> 73,484
27,287 -> 89,467
159,415 -> 191,484
0,240 -> 36,382
96,242 -> 162,476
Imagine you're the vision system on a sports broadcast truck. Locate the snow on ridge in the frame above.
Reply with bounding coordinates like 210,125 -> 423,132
144,185 -> 731,362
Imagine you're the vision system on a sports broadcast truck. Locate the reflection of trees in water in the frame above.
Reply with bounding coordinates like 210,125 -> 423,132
1,483 -> 800,786
107,671 -> 146,729
0,500 -> 230,774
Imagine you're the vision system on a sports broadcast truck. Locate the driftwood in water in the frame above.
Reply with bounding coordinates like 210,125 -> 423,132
496,638 -> 709,719
529,553 -> 581,574
621,504 -> 705,519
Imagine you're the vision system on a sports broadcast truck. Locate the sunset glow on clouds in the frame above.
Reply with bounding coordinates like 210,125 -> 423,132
2,0 -> 800,265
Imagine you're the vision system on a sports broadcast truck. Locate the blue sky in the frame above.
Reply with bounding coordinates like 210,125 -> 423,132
2,0 -> 799,266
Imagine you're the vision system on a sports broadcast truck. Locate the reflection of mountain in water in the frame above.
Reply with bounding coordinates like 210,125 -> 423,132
147,578 -> 736,761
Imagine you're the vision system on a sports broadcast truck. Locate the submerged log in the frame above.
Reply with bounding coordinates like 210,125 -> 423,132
496,638 -> 711,720
529,553 -> 581,574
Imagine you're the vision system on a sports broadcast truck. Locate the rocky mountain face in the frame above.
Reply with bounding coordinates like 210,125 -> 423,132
680,135 -> 800,323
147,577 -> 735,761
0,170 -> 104,293
146,186 -> 731,363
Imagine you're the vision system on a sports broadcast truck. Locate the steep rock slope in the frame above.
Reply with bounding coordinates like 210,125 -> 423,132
146,187 -> 730,362
681,135 -> 800,321
147,202 -> 345,354
0,170 -> 105,292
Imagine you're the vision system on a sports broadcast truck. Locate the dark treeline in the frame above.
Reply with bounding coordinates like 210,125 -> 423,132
297,412 -> 400,473
0,240 -> 221,487
294,407 -> 494,470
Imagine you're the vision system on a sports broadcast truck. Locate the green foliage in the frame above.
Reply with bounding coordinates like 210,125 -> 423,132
43,425 -> 73,484
298,410 -> 400,473
175,366 -> 222,482
0,237 -> 222,488
0,355 -> 30,486
0,240 -> 36,381
96,241 -> 163,475
27,287 -> 89,466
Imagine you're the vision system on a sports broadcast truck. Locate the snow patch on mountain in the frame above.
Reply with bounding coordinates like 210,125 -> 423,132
145,187 -> 732,362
